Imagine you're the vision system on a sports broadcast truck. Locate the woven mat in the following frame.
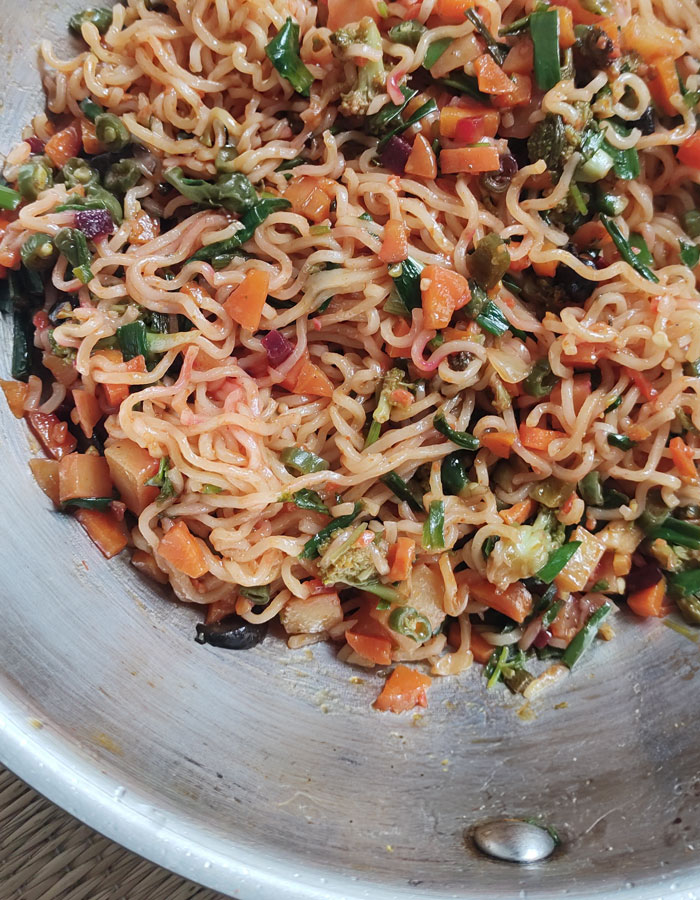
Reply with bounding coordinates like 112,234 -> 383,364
0,766 -> 230,900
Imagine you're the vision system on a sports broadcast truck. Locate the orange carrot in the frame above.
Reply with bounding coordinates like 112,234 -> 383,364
627,578 -> 670,618
71,388 -> 101,439
503,37 -> 534,75
480,430 -> 516,458
677,133 -> 700,169
519,423 -> 567,451
205,595 -> 239,625
404,134 -> 438,179
224,269 -> 270,331
551,373 -> 591,413
473,54 -> 513,94
491,73 -> 532,109
647,57 -> 681,117
420,264 -> 471,329
554,6 -> 576,46
80,119 -> 102,155
326,0 -> 378,29
386,318 -> 411,359
158,520 -> 209,578
104,440 -> 160,514
280,351 -> 334,398
373,665 -> 432,713
621,16 -> 683,62
59,453 -> 113,504
75,508 -> 129,559
130,210 -> 160,245
379,219 -> 409,264
26,411 -> 78,459
44,121 -> 82,169
561,341 -> 605,368
670,436 -> 698,481
387,537 -> 416,582
284,176 -> 331,224
346,630 -> 393,665
499,498 -> 535,525
625,367 -> 657,401
435,0 -> 475,23
390,388 -> 413,408
29,458 -> 61,506
1,379 -> 28,418
460,570 -> 533,622
532,257 -> 558,278
439,146 -> 500,175
438,104 -> 499,139
469,629 -> 495,664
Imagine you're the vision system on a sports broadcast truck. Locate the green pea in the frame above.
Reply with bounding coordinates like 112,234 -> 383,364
17,159 -> 53,200
20,233 -> 57,270
95,113 -> 130,151
104,159 -> 141,194
61,157 -> 99,188
69,7 -> 113,35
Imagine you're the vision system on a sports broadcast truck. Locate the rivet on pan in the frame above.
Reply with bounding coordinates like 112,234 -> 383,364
473,819 -> 556,863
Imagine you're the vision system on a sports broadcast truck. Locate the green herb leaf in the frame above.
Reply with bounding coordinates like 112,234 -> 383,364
145,457 -> 176,501
291,488 -> 330,515
390,256 -> 423,311
380,471 -> 423,512
377,98 -> 438,152
607,433 -> 635,450
188,198 -> 292,262
265,17 -> 313,97
466,9 -> 510,66
600,215 -> 659,283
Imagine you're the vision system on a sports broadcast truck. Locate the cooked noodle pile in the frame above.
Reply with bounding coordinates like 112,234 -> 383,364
3,0 -> 700,710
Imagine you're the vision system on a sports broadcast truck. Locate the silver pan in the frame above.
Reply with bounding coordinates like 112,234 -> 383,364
1,4 -> 699,897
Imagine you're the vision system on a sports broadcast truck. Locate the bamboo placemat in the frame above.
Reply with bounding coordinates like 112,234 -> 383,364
0,766 -> 229,900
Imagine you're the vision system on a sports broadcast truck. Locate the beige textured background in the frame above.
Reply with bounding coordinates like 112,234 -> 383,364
0,766 -> 229,900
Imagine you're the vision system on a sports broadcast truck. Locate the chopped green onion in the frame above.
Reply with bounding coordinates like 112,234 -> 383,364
606,395 -> 623,412
365,420 -> 382,447
433,410 -> 480,451
390,256 -> 423,311
600,215 -> 659,283
380,471 -> 423,512
280,446 -> 329,474
682,209 -> 700,239
499,14 -> 531,34
299,502 -> 363,560
117,320 -> 150,363
524,358 -> 560,398
389,605 -> 432,642
650,517 -> 700,550
54,227 -> 93,284
11,308 -> 32,382
541,598 -> 563,630
476,300 -> 510,336
680,239 -> 700,269
595,190 -> 627,216
352,582 -> 402,603
437,72 -> 487,102
290,488 -> 330,515
562,602 -> 612,668
482,534 -> 499,559
569,183 -> 588,216
239,584 -> 271,605
387,19 -> 427,47
61,497 -> 112,510
486,646 -> 509,689
309,224 -> 331,236
80,97 -> 104,121
536,541 -> 582,583
201,484 -> 223,494
0,184 -> 22,211
530,10 -> 561,92
440,451 -> 471,497
422,500 -> 445,550
607,433 -> 635,450
189,198 -> 292,265
265,17 -> 313,97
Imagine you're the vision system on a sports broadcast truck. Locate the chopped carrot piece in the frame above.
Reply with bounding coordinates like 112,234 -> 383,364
420,264 -> 471,329
326,0 -> 378,29
130,210 -> 160,245
405,134 -> 437,179
670,436 -> 698,481
561,341 -> 605,368
473,54 -> 513,94
621,15 -> 683,62
519,424 -> 567,451
435,0 -> 475,22
627,578 -> 671,618
386,318 -> 411,359
26,411 -> 78,459
555,6 -> 576,46
158,520 -> 209,578
532,257 -> 558,278
461,570 -> 533,622
387,537 -> 416,582
551,373 -> 591,412
491,73 -> 532,109
59,453 -> 113,504
29,458 -> 61,506
379,219 -> 409,264
1,379 -> 28,418
224,269 -> 270,332
75,508 -> 129,559
439,104 -> 499,139
648,57 -> 681,117
205,595 -> 239,624
80,119 -> 102,155
346,630 -> 393,665
503,38 -> 534,75
280,350 -> 334,397
469,629 -> 495,664
678,133 -> 700,169
71,388 -> 101,439
480,430 -> 516,458
499,498 -> 535,525
44,121 -> 82,169
373,665 -> 432,712
439,146 -> 500,175
625,367 -> 657,401
284,176 -> 330,224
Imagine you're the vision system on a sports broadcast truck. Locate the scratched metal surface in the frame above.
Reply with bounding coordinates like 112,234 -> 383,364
1,4 -> 700,899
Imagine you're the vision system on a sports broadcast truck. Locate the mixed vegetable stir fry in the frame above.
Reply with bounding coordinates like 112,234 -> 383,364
2,0 -> 700,714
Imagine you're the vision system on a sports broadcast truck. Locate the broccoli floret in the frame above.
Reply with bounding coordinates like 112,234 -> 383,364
486,507 -> 564,588
573,25 -> 616,84
319,544 -> 378,585
648,538 -> 700,573
331,17 -> 387,117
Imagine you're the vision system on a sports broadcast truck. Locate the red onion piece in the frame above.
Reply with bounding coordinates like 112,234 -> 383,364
26,136 -> 45,154
532,628 -> 551,649
625,562 -> 663,597
381,136 -> 412,175
261,330 -> 294,367
75,208 -> 114,239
